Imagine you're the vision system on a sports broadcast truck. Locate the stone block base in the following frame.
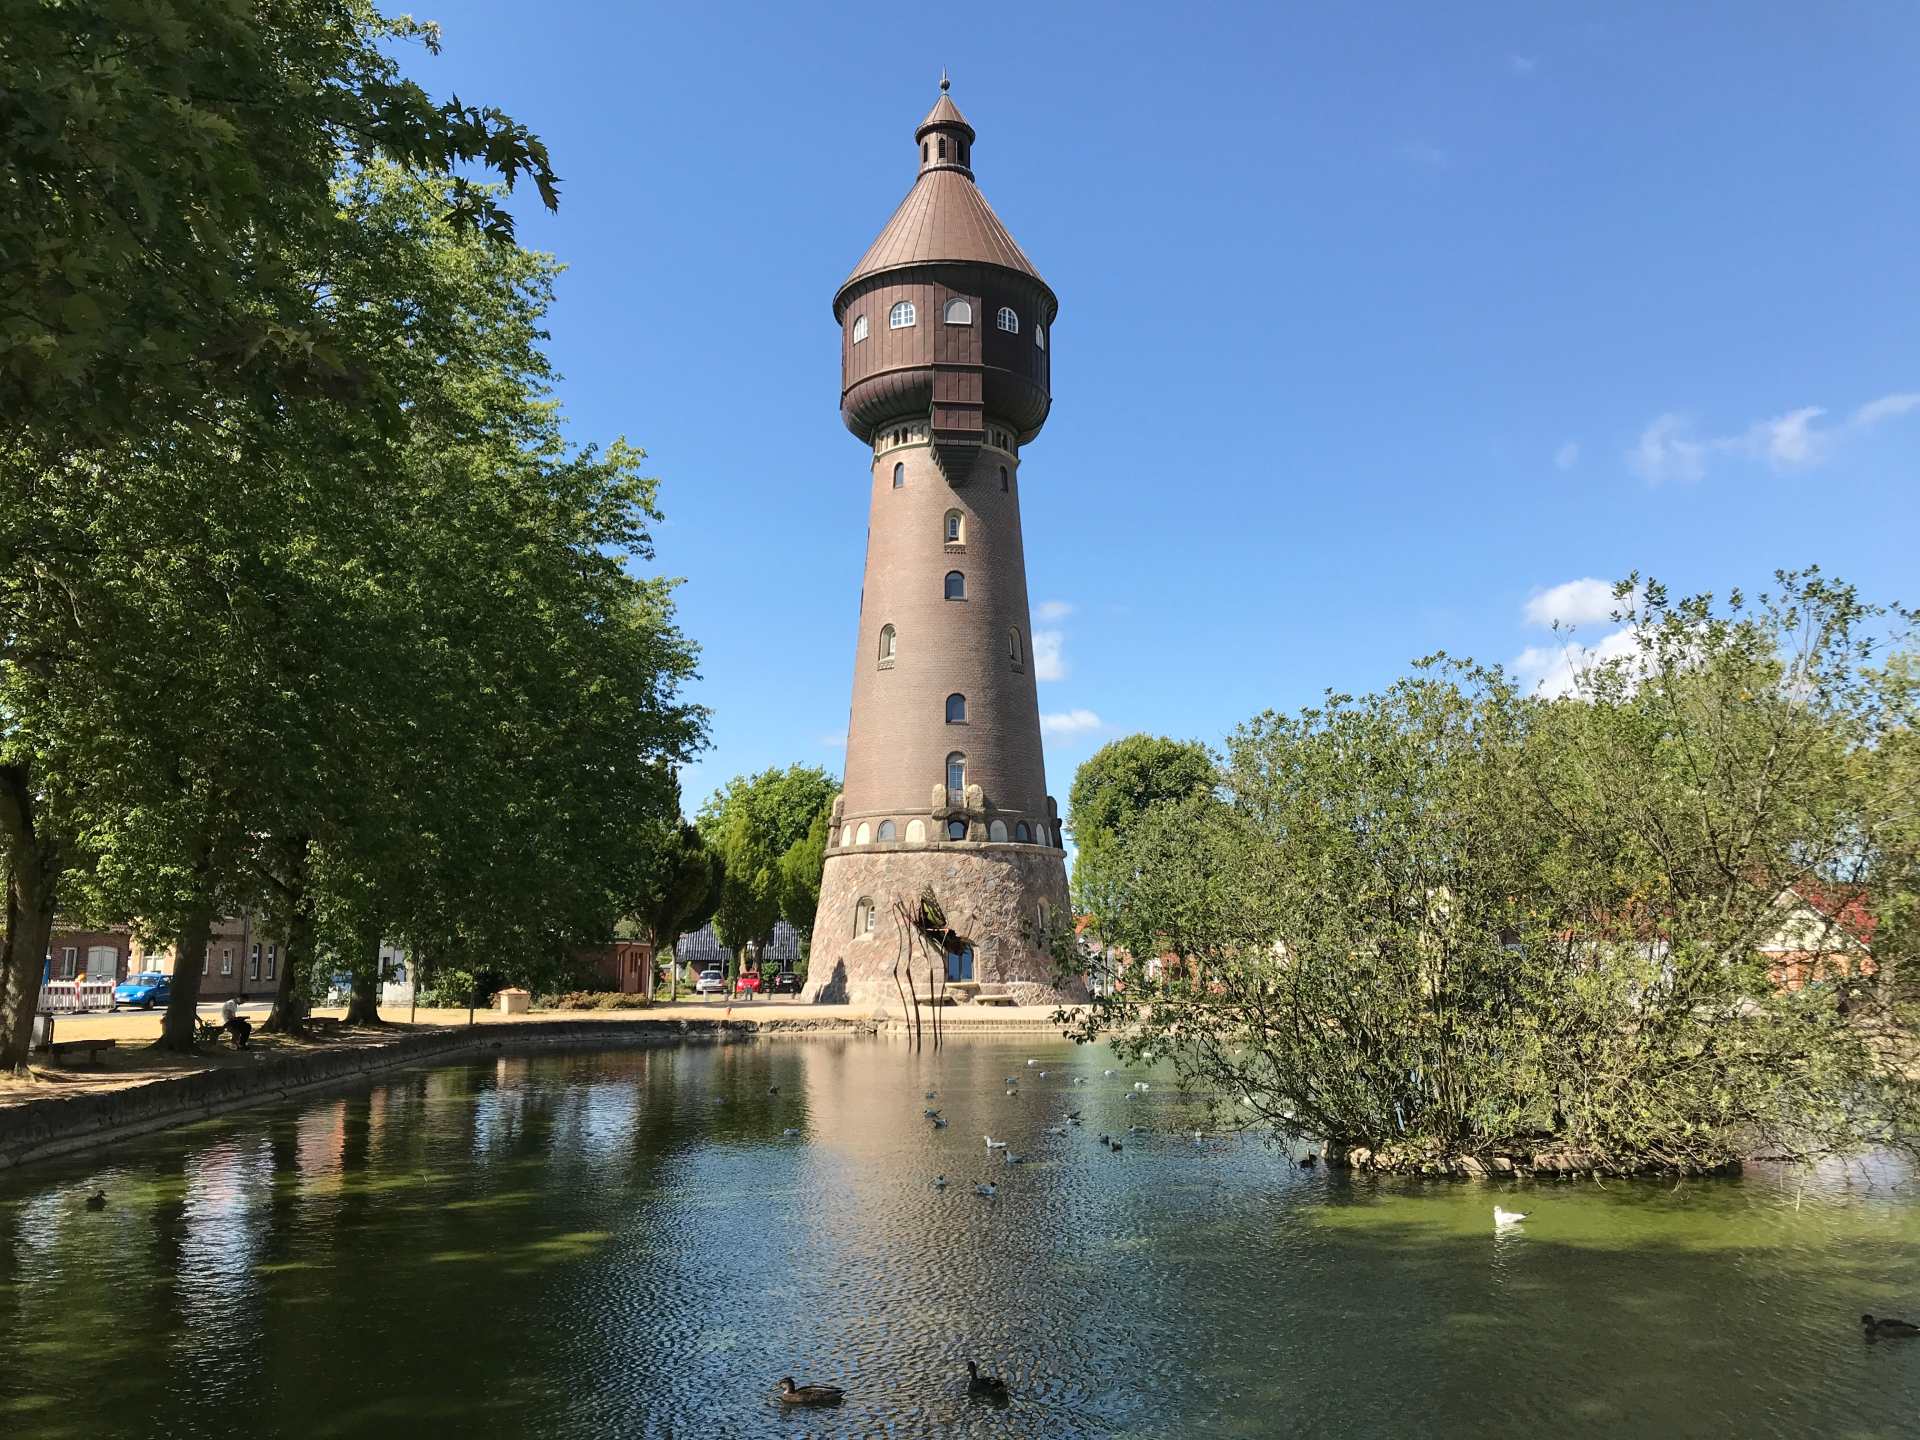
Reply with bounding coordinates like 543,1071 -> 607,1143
802,843 -> 1084,1011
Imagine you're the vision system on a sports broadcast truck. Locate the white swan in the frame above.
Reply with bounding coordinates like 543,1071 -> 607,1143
1494,1206 -> 1529,1226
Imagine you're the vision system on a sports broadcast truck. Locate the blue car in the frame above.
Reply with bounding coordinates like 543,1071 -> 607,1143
112,972 -> 171,1010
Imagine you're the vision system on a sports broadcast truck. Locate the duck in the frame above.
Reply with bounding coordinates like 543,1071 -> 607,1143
933,1175 -> 949,1189
1027,1059 -> 1039,1067
1005,1088 -> 1018,1097
774,1378 -> 845,1407
1300,1153 -> 1318,1168
1004,1076 -> 1019,1085
925,1090 -> 938,1100
985,1136 -> 1007,1149
1493,1206 -> 1529,1226
1863,1314 -> 1920,1337
1038,1070 -> 1049,1078
781,1128 -> 802,1138
973,1182 -> 998,1197
923,1107 -> 942,1119
1103,1068 -> 1116,1077
84,1190 -> 107,1212
1073,1076 -> 1087,1085
1066,1110 -> 1083,1122
1109,1139 -> 1124,1153
930,1116 -> 949,1128
966,1360 -> 1011,1400
1129,1125 -> 1148,1134
1002,1150 -> 1024,1164
1045,1126 -> 1067,1137
1134,1082 -> 1150,1092
1098,1134 -> 1111,1146
767,1085 -> 780,1095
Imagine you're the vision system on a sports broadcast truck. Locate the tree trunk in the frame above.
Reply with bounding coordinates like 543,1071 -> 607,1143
156,900 -> 215,1052
344,925 -> 382,1025
262,900 -> 315,1035
0,762 -> 60,1073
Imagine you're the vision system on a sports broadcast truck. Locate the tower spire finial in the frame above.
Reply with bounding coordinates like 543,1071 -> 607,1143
940,68 -> 950,93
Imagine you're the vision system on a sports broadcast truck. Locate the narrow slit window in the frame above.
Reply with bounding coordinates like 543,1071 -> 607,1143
999,466 -> 1009,492
947,752 -> 966,791
893,461 -> 904,489
945,509 -> 964,543
1009,628 -> 1023,665
1035,325 -> 1046,350
878,623 -> 896,661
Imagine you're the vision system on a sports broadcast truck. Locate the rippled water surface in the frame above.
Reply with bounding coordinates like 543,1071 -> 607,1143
5,1036 -> 1920,1437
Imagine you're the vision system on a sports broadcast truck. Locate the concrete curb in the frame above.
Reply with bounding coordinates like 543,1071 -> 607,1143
0,1015 -> 883,1173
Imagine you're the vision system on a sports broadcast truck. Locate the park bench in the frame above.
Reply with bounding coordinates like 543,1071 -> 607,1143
49,1038 -> 118,1067
972,985 -> 1017,1006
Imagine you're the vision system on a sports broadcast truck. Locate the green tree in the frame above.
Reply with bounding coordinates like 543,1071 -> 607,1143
1066,734 -> 1216,934
697,766 -> 838,973
1064,572 -> 1920,1176
777,803 -> 834,950
636,821 -> 721,1000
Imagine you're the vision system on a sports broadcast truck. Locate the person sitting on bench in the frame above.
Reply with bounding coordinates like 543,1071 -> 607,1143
220,996 -> 251,1049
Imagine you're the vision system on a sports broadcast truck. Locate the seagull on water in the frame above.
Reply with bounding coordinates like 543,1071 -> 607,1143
781,1128 -> 802,1138
985,1136 -> 1008,1149
1494,1206 -> 1528,1227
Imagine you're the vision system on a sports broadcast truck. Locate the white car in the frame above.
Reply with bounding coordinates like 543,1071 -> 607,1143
693,967 -> 727,996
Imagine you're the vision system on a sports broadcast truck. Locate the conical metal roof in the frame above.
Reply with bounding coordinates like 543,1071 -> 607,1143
839,168 -> 1050,299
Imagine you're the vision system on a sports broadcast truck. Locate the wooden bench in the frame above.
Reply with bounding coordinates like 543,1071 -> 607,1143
49,1038 -> 118,1067
972,985 -> 1017,1006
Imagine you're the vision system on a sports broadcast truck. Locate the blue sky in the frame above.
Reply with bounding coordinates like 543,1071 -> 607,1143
402,2 -> 1920,817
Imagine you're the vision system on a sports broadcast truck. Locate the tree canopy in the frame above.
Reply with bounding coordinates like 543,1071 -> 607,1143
1063,572 -> 1920,1176
696,766 -> 838,961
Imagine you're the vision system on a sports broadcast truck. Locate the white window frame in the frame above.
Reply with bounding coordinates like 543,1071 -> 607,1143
265,945 -> 277,980
851,314 -> 868,343
889,300 -> 916,329
221,947 -> 233,976
1035,325 -> 1046,350
996,306 -> 1019,333
945,510 -> 964,543
947,752 -> 966,791
944,298 -> 973,325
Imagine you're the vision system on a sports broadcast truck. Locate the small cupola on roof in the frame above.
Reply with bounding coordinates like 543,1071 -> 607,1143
916,72 -> 976,177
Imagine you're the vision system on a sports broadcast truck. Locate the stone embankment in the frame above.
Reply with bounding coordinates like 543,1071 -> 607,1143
0,1012 -> 886,1172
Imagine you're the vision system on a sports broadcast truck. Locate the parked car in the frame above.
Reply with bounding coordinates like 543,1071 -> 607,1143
694,967 -> 727,996
768,970 -> 801,995
112,972 -> 172,1010
733,970 -> 763,997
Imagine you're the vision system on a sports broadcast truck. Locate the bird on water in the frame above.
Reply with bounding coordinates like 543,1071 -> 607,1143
974,1181 -> 998,1197
1493,1206 -> 1528,1226
985,1135 -> 1007,1149
966,1360 -> 1011,1400
1863,1314 -> 1920,1337
85,1190 -> 108,1211
775,1378 -> 845,1407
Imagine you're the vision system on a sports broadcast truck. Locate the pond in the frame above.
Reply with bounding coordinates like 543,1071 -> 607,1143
3,1036 -> 1920,1437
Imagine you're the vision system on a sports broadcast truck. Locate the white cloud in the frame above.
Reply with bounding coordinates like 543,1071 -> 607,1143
1508,54 -> 1538,76
819,731 -> 847,749
1553,440 -> 1579,471
1034,599 -> 1074,621
1511,626 -> 1643,699
1032,629 -> 1066,682
1853,392 -> 1920,426
1524,578 -> 1619,629
1629,390 -> 1919,483
1628,413 -> 1708,483
1041,709 -> 1102,736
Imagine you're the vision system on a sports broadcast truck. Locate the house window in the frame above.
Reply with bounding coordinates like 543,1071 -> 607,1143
947,819 -> 967,841
946,693 -> 967,723
60,947 -> 77,979
947,752 -> 966,791
265,945 -> 277,980
889,300 -> 916,329
893,461 -> 904,489
945,570 -> 966,600
249,943 -> 260,981
854,898 -> 874,936
1009,629 -> 1023,666
1035,325 -> 1046,350
221,947 -> 233,976
1015,821 -> 1032,843
876,820 -> 896,842
878,623 -> 896,663
945,509 -> 964,543
997,306 -> 1019,333
944,298 -> 973,325
851,314 -> 868,343
999,466 -> 1009,492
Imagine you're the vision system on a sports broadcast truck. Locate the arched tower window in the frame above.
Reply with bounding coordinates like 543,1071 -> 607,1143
999,466 -> 1009,492
854,897 -> 874,936
944,509 -> 964,544
946,693 -> 967,724
944,571 -> 966,600
876,819 -> 896,842
1009,628 -> 1023,665
889,300 -> 916,329
906,819 -> 927,843
855,821 -> 871,845
947,752 -> 966,791
850,314 -> 868,343
892,461 -> 904,489
944,298 -> 973,325
938,137 -> 947,159
996,306 -> 1019,333
878,624 -> 896,662
1014,821 -> 1032,843
989,819 -> 1008,841
1035,325 -> 1046,350
947,819 -> 967,841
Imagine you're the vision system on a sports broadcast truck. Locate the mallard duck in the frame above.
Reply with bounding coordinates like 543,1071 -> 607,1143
1002,1150 -> 1024,1164
973,1181 -> 998,1197
930,1116 -> 949,1128
1109,1140 -> 1124,1153
774,1378 -> 845,1407
1863,1314 -> 1920,1337
984,1136 -> 1007,1149
923,1107 -> 942,1119
1494,1206 -> 1528,1226
84,1190 -> 107,1212
1066,1110 -> 1082,1122
966,1360 -> 1010,1400
925,1090 -> 938,1100
1300,1153 -> 1318,1168
767,1085 -> 780,1095
1098,1134 -> 1111,1146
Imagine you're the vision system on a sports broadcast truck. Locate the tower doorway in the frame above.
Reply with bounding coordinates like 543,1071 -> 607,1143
944,942 -> 974,983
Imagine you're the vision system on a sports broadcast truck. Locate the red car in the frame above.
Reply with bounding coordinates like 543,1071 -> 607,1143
733,971 -> 762,997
